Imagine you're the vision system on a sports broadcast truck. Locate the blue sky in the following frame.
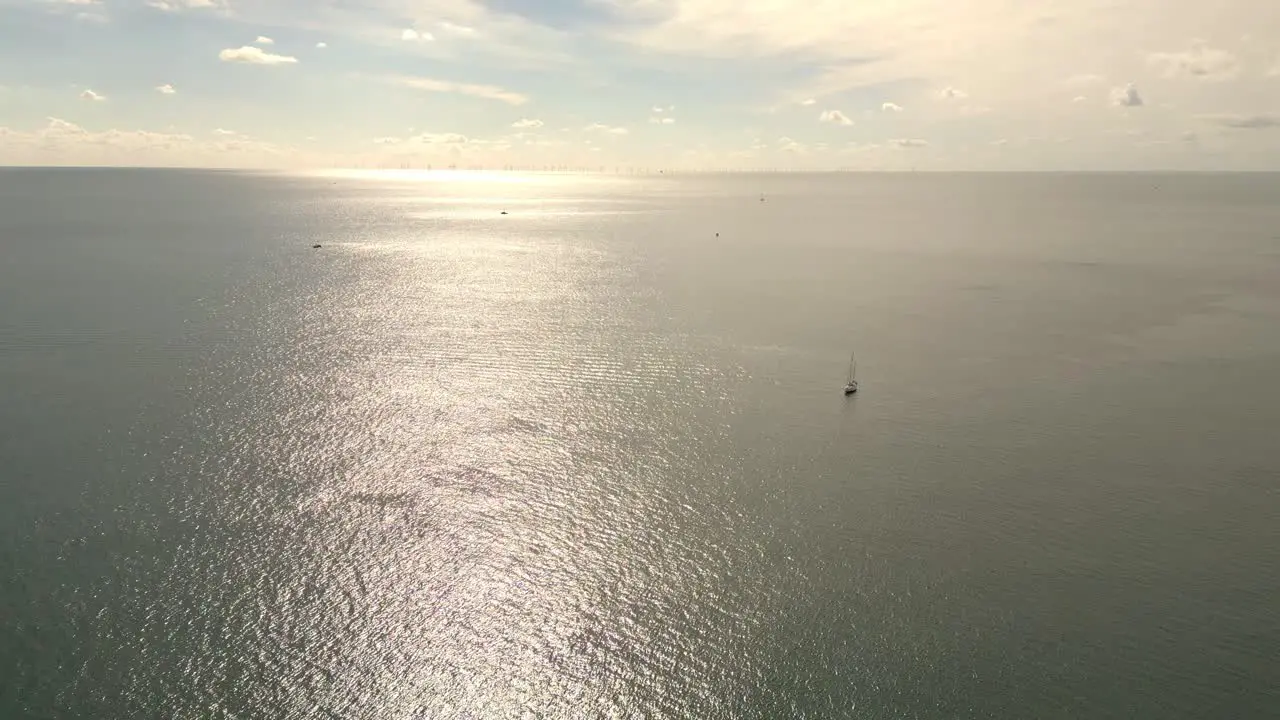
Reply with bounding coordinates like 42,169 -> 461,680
1,0 -> 1279,169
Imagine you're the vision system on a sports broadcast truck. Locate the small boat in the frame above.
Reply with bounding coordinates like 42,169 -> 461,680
843,351 -> 858,395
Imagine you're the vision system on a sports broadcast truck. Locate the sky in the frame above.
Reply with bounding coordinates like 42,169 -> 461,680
1,0 -> 1280,170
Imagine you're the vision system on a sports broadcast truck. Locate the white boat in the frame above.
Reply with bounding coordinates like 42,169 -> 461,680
843,351 -> 859,395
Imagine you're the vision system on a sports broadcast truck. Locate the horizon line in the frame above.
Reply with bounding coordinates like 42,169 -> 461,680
2,165 -> 1278,175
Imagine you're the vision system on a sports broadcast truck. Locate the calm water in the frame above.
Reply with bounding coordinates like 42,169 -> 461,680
1,169 -> 1277,718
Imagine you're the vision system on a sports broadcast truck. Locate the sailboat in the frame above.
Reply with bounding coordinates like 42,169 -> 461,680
843,351 -> 859,395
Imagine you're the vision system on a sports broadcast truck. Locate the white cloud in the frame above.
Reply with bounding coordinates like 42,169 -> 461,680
402,28 -> 434,42
218,46 -> 298,65
363,130 -> 531,162
940,86 -> 968,100
146,0 -> 221,11
130,0 -> 1280,165
255,35 -> 274,45
264,0 -> 570,68
438,21 -> 477,36
212,128 -> 239,136
600,0 -> 1252,116
1147,43 -> 1240,81
316,41 -> 328,49
890,138 -> 928,147
411,132 -> 471,146
80,89 -> 106,101
19,0 -> 1280,170
0,117 -> 289,168
1110,83 -> 1144,107
155,84 -> 176,95
396,76 -> 527,105
585,123 -> 629,135
778,136 -> 805,153
819,109 -> 853,125
511,118 -> 543,128
1199,113 -> 1280,129
650,116 -> 675,124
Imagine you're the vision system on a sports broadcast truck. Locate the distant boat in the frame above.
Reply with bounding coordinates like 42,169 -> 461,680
843,351 -> 859,395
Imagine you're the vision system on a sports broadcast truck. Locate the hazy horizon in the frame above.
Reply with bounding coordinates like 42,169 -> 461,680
4,166 -> 1280,175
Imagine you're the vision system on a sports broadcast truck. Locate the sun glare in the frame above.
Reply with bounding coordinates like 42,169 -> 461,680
309,168 -> 553,185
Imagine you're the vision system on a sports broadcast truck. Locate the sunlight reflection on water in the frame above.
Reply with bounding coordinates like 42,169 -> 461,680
5,170 -> 1277,719
169,176 -> 768,717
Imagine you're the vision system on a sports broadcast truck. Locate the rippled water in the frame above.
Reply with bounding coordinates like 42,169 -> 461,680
2,169 -> 1278,718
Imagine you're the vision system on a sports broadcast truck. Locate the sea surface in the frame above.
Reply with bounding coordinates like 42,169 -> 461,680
1,168 -> 1277,719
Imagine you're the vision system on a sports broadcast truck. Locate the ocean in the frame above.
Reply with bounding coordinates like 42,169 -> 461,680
1,168 -> 1277,718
